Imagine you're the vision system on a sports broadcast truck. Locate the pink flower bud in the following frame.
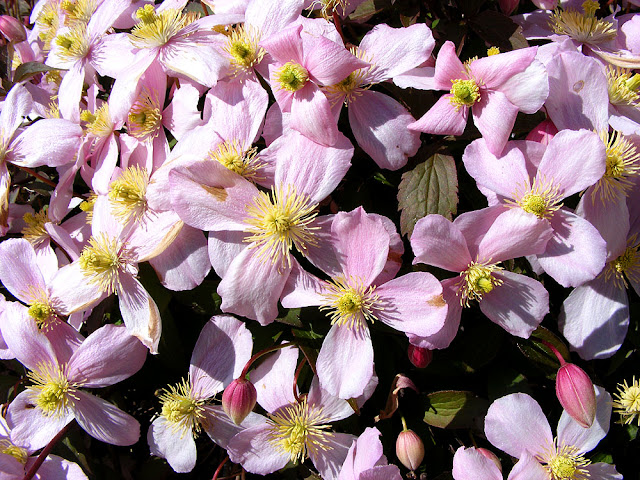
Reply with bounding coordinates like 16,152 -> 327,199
477,448 -> 502,473
499,0 -> 519,15
396,429 -> 424,471
0,16 -> 26,43
526,119 -> 558,145
408,344 -> 432,369
556,363 -> 596,428
222,377 -> 257,425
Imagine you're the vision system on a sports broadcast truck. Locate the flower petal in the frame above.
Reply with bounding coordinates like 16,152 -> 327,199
147,417 -> 196,473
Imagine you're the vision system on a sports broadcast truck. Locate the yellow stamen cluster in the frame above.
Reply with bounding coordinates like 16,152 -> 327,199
613,377 -> 640,425
209,140 -> 263,180
325,47 -> 373,106
268,398 -> 333,465
449,78 -> 481,110
607,66 -> 640,106
549,0 -> 616,45
60,0 -> 96,25
54,23 -> 90,62
28,301 -> 56,326
223,24 -> 265,76
311,0 -> 349,19
128,90 -> 163,140
276,62 -> 309,92
511,177 -> 563,220
46,101 -> 61,119
36,3 -> 59,50
244,185 -> 319,268
320,276 -> 380,330
0,439 -> 28,464
27,362 -> 79,417
130,5 -> 199,49
590,130 -> 640,203
108,166 -> 150,224
79,234 -> 135,295
80,104 -> 113,138
487,47 -> 500,56
603,236 -> 640,290
458,261 -> 504,307
159,379 -> 205,435
540,440 -> 591,480
22,208 -> 49,247
79,192 -> 97,224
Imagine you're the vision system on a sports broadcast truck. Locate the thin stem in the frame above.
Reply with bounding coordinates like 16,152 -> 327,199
211,455 -> 229,480
332,11 -> 345,44
15,165 -> 57,189
23,422 -> 74,480
293,357 -> 307,403
240,342 -> 295,378
539,339 -> 566,365
401,416 -> 408,432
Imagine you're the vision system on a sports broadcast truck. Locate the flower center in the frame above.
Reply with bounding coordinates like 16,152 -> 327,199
511,177 -> 563,220
159,379 -> 204,435
613,377 -> 640,425
607,66 -> 640,107
449,78 -> 481,110
127,89 -> 163,140
80,104 -> 113,138
60,0 -> 96,25
549,0 -> 616,45
0,440 -> 28,464
27,363 -> 78,418
324,47 -> 373,105
268,398 -> 333,465
458,261 -> 504,307
543,443 -> 590,480
54,23 -> 90,62
590,130 -> 640,203
36,3 -> 59,50
209,140 -> 263,180
21,208 -> 49,247
276,62 -> 309,92
28,301 -> 56,325
603,238 -> 640,289
320,276 -> 380,330
108,166 -> 150,225
130,5 -> 198,49
79,234 -> 135,295
244,186 -> 318,268
223,24 -> 264,75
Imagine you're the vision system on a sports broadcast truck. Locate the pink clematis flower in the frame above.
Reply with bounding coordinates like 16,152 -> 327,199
484,388 -> 622,480
2,315 -> 146,451
338,427 -> 402,480
148,315 -> 259,473
281,207 -> 447,399
409,209 -> 551,350
261,20 -> 369,146
452,446 -> 548,480
227,346 -> 371,480
0,415 -> 87,480
462,131 -> 607,287
408,41 -> 548,155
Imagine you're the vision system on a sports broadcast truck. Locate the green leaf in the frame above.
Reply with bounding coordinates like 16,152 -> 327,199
516,326 -> 570,370
397,153 -> 458,237
13,61 -> 59,83
423,390 -> 489,429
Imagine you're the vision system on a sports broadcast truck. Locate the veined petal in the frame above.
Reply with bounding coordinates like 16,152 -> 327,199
250,346 -> 298,413
433,41 -> 466,90
147,417 -> 196,473
469,47 -> 537,88
452,447 -> 502,480
227,423 -> 290,475
471,89 -> 519,156
289,83 -> 339,146
408,95 -> 468,136
7,119 -> 82,168
117,275 -> 161,353
0,238 -> 47,304
302,32 -> 369,86
1,83 -> 32,138
411,214 -> 472,272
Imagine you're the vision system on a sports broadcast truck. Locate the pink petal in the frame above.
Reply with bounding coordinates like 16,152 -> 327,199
433,41 -> 466,90
1,83 -> 32,137
452,447 -> 502,480
469,47 -> 537,88
317,323 -> 374,399
582,463 -> 623,479
218,247 -> 290,325
302,33 -> 369,86
7,119 -> 82,168
32,454 -> 88,480
250,346 -> 298,413
536,209 -> 607,288
480,271 -> 548,338
48,261 -> 105,316
577,190 -> 629,261
375,272 -> 447,337
471,89 -> 519,156
200,406 -> 265,449
348,91 -> 420,170
72,390 -> 140,445
408,95 -> 467,136
207,230 -> 247,278
311,432 -> 355,480
411,214 -> 472,272
289,83 -> 339,146
507,451 -> 549,480
0,238 -> 47,304
557,385 -> 611,455
307,377 -> 361,423
67,324 -> 147,387
359,465 -> 403,480
147,417 -> 196,473
189,315 -> 253,399
537,130 -> 605,199
56,63 -> 84,122
559,276 -> 629,360
280,261 -> 326,308
484,393 -> 552,459
260,23 -> 304,66
498,59 -> 549,114
371,213 -> 404,285
160,40 -> 226,88
245,0 -> 303,35
117,275 -> 162,354
226,423 -> 290,475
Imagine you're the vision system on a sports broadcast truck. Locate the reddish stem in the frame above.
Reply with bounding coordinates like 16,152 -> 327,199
211,455 -> 229,480
332,11 -> 345,44
23,422 -> 73,480
15,166 -> 58,189
539,339 -> 566,365
293,356 -> 307,403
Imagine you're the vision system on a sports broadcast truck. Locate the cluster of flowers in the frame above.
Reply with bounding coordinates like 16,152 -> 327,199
0,0 -> 639,478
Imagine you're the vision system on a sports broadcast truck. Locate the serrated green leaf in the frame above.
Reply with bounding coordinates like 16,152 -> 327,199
397,153 -> 458,237
13,61 -> 59,83
423,390 -> 489,429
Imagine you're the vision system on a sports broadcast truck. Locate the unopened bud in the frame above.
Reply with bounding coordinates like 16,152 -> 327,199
526,119 -> 558,145
0,16 -> 26,43
396,429 -> 424,471
556,363 -> 596,428
477,448 -> 502,473
499,0 -> 519,15
222,377 -> 257,425
408,344 -> 432,369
